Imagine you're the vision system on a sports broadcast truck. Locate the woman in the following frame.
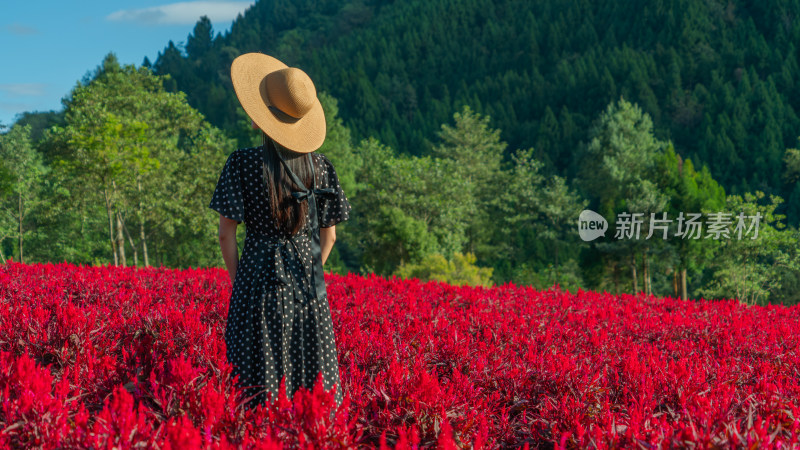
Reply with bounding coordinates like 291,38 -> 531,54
208,53 -> 351,410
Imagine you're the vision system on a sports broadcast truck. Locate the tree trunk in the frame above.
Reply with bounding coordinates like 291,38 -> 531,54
104,187 -> 118,265
138,177 -> 149,266
122,219 -> 138,266
141,220 -> 149,267
643,248 -> 650,296
680,268 -> 687,300
554,243 -> 560,282
18,191 -> 23,264
613,261 -> 619,295
116,210 -> 126,267
743,255 -> 749,305
673,268 -> 678,299
631,253 -> 638,294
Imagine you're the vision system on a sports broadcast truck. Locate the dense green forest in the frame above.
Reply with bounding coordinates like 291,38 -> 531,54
2,0 -> 800,305
147,0 -> 800,225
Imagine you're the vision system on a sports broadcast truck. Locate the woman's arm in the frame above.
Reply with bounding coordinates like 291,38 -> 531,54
320,225 -> 336,266
218,215 -> 239,283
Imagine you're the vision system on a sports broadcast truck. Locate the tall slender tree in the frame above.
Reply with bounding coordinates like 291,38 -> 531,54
0,125 -> 46,263
580,97 -> 667,295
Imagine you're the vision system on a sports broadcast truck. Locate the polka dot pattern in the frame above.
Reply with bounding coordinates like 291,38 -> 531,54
208,146 -> 351,410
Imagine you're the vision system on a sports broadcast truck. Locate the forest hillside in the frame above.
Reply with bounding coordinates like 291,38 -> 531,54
150,0 -> 800,218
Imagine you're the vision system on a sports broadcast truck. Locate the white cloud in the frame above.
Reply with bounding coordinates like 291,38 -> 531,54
0,102 -> 34,113
106,1 -> 253,26
3,24 -> 39,35
0,84 -> 47,97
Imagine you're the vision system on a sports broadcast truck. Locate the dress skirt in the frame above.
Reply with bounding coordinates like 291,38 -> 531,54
224,231 -> 344,410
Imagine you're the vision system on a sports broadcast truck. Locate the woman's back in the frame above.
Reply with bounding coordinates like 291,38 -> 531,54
210,146 -> 350,236
209,144 -> 351,409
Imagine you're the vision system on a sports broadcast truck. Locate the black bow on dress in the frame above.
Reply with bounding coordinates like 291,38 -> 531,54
291,186 -> 337,202
273,148 -> 337,303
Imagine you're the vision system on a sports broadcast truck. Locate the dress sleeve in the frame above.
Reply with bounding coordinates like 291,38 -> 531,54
316,154 -> 352,228
208,150 -> 245,224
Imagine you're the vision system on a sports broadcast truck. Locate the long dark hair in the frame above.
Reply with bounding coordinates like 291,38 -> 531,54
261,132 -> 313,236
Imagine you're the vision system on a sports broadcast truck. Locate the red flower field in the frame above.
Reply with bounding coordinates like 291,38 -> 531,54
1,260 -> 799,448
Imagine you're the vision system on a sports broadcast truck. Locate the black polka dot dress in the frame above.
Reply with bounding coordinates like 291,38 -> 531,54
208,145 -> 351,410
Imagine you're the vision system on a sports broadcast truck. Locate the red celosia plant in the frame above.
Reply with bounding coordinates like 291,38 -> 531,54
1,259 -> 799,448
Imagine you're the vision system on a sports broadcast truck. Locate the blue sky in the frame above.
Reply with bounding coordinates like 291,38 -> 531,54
0,1 -> 254,127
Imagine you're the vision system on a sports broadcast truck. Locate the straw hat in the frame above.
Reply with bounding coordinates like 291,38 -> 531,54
230,53 -> 326,153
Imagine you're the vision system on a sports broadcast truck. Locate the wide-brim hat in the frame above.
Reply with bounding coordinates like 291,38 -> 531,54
230,53 -> 326,153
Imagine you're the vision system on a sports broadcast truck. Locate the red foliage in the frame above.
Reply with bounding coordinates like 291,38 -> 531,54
1,260 -> 800,448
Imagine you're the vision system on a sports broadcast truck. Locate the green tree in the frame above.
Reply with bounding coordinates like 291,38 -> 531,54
492,147 -> 545,273
0,125 -> 47,263
580,97 -> 668,295
352,137 -> 474,275
395,252 -> 494,287
783,144 -> 800,185
492,144 -> 587,286
62,113 -> 154,266
317,92 -> 362,200
49,55 -> 233,267
655,143 -> 726,300
431,105 -> 505,260
12,111 -> 65,144
537,175 -> 589,284
782,142 -> 800,225
698,191 -> 800,305
316,91 -> 363,272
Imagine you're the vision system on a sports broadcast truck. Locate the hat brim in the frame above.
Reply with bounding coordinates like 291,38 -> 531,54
231,53 -> 326,153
